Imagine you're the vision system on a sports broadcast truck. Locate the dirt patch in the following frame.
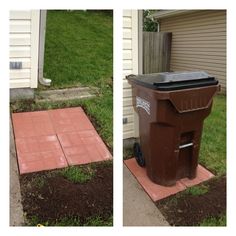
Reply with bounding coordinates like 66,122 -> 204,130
20,163 -> 113,225
156,176 -> 226,226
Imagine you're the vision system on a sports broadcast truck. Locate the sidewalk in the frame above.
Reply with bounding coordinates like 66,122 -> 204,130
10,120 -> 24,226
123,165 -> 169,226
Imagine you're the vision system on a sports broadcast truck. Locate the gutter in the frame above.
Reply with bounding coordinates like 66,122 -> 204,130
38,10 -> 51,86
148,10 -> 197,20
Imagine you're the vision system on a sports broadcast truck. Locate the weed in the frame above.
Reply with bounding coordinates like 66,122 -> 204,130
25,216 -> 49,226
123,147 -> 134,160
83,216 -> 113,226
60,166 -> 94,183
26,215 -> 113,226
53,217 -> 81,226
31,177 -> 45,189
184,185 -> 209,196
166,196 -> 178,206
89,159 -> 113,169
199,215 -> 226,226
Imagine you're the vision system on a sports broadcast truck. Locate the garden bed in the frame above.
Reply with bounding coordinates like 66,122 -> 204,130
156,176 -> 226,226
20,161 -> 113,226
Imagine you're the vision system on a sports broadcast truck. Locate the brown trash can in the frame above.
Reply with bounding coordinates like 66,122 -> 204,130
127,71 -> 219,186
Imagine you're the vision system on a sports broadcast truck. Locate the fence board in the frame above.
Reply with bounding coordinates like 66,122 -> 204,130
143,32 -> 172,73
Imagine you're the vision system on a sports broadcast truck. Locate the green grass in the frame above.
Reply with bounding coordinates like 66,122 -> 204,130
60,166 -> 94,183
27,215 -> 112,226
199,95 -> 226,175
43,10 -> 113,89
199,215 -> 226,226
123,147 -> 134,160
184,184 -> 209,196
83,216 -> 113,226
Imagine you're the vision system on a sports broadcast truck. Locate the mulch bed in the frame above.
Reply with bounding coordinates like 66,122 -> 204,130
20,163 -> 113,225
156,176 -> 226,226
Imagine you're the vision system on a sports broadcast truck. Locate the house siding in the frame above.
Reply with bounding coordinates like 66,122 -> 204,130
123,10 -> 139,139
9,10 -> 40,88
159,10 -> 226,92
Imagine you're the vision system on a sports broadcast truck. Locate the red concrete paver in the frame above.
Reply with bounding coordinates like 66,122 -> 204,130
58,130 -> 112,165
138,177 -> 186,201
180,165 -> 214,187
15,135 -> 68,174
12,111 -> 55,138
124,158 -> 146,178
124,158 -> 214,202
48,107 -> 94,133
12,107 -> 112,174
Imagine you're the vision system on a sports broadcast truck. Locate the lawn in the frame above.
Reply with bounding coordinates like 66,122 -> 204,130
199,95 -> 226,176
43,10 -> 113,89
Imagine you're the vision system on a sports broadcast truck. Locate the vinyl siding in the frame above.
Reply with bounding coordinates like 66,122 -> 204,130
159,10 -> 226,92
9,10 -> 40,88
123,10 -> 139,139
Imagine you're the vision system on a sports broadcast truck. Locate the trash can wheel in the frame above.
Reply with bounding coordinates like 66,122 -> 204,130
133,142 -> 145,167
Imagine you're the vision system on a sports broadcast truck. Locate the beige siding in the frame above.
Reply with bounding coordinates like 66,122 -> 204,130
160,10 -> 226,92
9,10 -> 40,88
123,10 -> 139,139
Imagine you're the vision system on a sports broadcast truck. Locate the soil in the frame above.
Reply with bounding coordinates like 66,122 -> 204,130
156,176 -> 226,226
20,163 -> 113,225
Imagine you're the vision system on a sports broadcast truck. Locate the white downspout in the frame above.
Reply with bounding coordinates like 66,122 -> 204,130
38,10 -> 51,86
157,20 -> 160,32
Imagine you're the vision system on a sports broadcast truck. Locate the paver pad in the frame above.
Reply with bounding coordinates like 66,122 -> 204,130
12,107 -> 112,174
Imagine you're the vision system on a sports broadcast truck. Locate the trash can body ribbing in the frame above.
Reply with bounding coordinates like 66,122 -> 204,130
127,71 -> 219,186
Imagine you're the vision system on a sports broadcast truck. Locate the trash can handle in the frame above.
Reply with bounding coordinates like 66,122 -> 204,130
179,142 -> 193,149
168,86 -> 219,113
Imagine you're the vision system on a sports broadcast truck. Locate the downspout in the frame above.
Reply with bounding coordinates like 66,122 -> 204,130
148,13 -> 160,32
38,10 -> 51,86
157,20 -> 160,32
133,10 -> 144,138
138,10 -> 143,74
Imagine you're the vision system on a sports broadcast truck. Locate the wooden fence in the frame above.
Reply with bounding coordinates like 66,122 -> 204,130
143,32 -> 172,74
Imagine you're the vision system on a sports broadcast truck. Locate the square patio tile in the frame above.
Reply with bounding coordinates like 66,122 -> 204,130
48,107 -> 94,133
58,130 -> 112,165
15,135 -> 68,174
12,111 -> 55,138
124,158 -> 214,202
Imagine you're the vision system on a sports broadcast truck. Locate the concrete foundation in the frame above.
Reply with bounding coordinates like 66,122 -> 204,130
10,88 -> 34,102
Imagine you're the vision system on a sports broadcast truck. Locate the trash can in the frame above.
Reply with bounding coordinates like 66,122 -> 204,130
127,71 -> 219,186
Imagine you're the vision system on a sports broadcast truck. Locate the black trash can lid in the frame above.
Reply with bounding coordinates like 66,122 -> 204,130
126,71 -> 218,91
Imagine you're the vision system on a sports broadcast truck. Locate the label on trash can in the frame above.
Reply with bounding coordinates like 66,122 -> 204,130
136,96 -> 150,115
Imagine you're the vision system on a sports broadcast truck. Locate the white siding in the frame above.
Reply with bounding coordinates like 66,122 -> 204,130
123,10 -> 139,139
9,10 -> 40,88
159,10 -> 226,92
